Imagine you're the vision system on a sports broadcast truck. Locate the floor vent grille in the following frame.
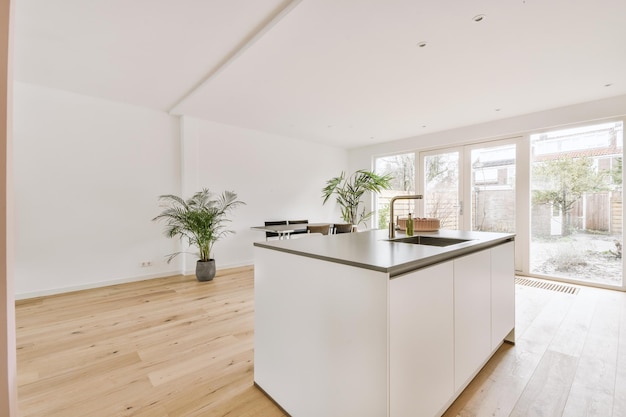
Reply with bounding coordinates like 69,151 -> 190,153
515,277 -> 580,295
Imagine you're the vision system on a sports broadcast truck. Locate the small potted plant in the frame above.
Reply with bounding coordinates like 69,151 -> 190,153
322,170 -> 393,227
153,188 -> 245,281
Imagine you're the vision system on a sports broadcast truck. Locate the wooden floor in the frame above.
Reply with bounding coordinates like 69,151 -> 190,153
443,279 -> 626,417
15,267 -> 626,417
16,266 -> 286,417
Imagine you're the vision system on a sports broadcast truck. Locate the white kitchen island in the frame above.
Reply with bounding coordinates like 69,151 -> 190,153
254,229 -> 515,417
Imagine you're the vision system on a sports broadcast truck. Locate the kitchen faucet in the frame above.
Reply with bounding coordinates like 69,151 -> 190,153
389,194 -> 423,239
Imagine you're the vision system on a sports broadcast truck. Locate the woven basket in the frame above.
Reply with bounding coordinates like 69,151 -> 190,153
414,218 -> 440,231
397,217 -> 440,232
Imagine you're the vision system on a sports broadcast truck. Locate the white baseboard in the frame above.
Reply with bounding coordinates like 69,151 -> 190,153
15,261 -> 255,300
15,270 -> 182,300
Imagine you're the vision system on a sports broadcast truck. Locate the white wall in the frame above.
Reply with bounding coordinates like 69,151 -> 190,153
348,94 -> 626,215
12,88 -> 348,296
21,79 -> 619,296
350,94 -> 626,166
13,82 -> 182,298
179,116 -> 347,273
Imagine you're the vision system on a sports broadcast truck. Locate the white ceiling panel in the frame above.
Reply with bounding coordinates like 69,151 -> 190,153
14,0 -> 626,148
14,0 -> 291,110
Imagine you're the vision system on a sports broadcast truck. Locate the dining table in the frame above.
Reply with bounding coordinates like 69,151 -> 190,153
250,223 -> 333,240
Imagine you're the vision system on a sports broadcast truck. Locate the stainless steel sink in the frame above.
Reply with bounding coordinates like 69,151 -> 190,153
388,236 -> 472,247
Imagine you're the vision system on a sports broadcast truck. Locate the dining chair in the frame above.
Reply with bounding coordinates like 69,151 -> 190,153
307,224 -> 330,235
288,219 -> 308,235
333,223 -> 353,234
265,220 -> 287,241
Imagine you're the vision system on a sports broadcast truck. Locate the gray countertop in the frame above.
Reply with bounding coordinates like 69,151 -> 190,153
254,229 -> 515,277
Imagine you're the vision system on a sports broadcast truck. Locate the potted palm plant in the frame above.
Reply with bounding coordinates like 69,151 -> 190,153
322,169 -> 393,227
153,188 -> 245,281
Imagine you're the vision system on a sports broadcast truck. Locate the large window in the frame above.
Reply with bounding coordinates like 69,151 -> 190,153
530,122 -> 623,287
373,119 -> 624,290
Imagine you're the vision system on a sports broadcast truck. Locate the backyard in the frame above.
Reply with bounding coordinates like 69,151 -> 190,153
530,232 -> 623,286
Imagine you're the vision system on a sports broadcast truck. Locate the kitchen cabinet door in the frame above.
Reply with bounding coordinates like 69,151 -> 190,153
390,261 -> 454,417
491,241 -> 515,348
454,249 -> 492,392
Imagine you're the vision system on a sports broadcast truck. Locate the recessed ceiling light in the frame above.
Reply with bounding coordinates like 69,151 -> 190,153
422,125 -> 427,128
472,14 -> 486,22
417,41 -> 427,48
605,83 -> 613,87
495,108 -> 501,112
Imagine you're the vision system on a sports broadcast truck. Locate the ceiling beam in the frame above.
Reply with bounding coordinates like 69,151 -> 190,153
168,0 -> 303,115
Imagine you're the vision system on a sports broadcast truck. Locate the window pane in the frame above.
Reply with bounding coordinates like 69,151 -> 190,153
423,152 -> 459,230
375,153 -> 415,229
471,144 -> 516,233
530,122 -> 623,287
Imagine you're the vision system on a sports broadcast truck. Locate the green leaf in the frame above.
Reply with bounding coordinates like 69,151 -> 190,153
321,170 -> 393,225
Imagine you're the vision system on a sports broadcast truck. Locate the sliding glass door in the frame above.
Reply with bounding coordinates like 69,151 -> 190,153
376,120 -> 624,290
529,122 -> 623,287
419,141 -> 516,233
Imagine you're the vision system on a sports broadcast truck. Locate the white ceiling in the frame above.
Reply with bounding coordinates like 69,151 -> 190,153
13,0 -> 626,149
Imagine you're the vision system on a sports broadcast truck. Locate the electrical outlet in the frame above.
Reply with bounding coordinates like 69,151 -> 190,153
140,261 -> 152,267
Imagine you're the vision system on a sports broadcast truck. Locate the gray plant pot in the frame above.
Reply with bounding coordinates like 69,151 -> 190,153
196,259 -> 216,282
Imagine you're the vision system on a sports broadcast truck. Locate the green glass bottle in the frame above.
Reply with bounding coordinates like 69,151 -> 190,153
406,213 -> 414,236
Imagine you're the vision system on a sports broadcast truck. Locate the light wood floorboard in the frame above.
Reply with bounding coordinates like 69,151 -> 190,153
16,266 -> 286,417
16,268 -> 626,417
443,282 -> 626,417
